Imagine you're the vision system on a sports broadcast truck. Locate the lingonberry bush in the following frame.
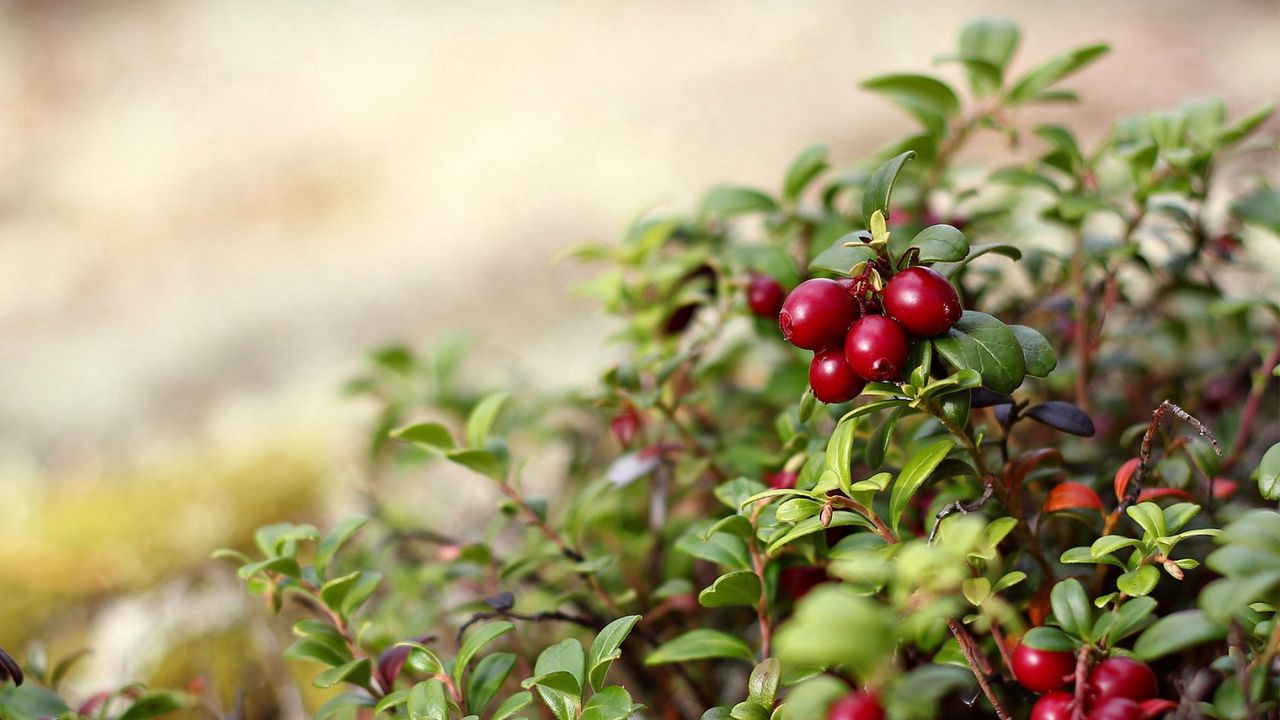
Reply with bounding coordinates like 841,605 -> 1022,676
4,18 -> 1280,720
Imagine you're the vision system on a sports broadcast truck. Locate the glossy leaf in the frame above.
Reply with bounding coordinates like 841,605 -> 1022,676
862,151 -> 917,226
809,238 -> 877,276
1133,610 -> 1225,660
466,393 -> 509,449
1258,442 -> 1280,500
645,629 -> 754,665
1049,578 -> 1093,640
1009,325 -> 1057,378
1025,401 -> 1095,436
888,437 -> 955,532
408,680 -> 449,720
454,621 -> 515,688
698,570 -> 762,609
1007,43 -> 1110,104
909,224 -> 969,262
466,653 -> 516,715
589,615 -> 641,691
932,311 -> 1026,394
862,74 -> 960,137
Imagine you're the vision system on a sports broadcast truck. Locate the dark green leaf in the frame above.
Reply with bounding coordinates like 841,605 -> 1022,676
313,658 -> 372,690
589,615 -> 642,691
447,448 -> 505,481
862,151 -> 917,226
1258,442 -> 1280,500
315,517 -> 368,578
118,692 -> 186,720
1050,578 -> 1093,641
909,224 -> 968,263
491,691 -> 534,720
1010,325 -> 1057,378
408,679 -> 449,720
1133,610 -> 1225,661
932,311 -> 1027,394
466,653 -> 517,715
454,621 -> 515,687
699,570 -> 763,608
809,238 -> 878,276
1100,596 -> 1157,646
580,686 -> 637,720
888,437 -> 955,533
1116,565 -> 1159,597
1020,626 -> 1077,652
645,629 -> 754,665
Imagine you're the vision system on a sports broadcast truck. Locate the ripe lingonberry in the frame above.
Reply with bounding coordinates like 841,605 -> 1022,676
767,470 -> 797,490
747,273 -> 786,318
826,692 -> 885,720
778,566 -> 828,600
1088,697 -> 1143,720
1012,643 -> 1075,693
779,279 -> 858,350
1030,692 -> 1076,720
844,315 -> 908,382
809,349 -> 866,403
882,266 -> 963,337
1088,657 -> 1157,702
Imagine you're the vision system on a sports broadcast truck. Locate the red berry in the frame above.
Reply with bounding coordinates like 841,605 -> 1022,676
767,471 -> 797,490
809,349 -> 866,403
1012,643 -> 1075,693
779,566 -> 828,600
882,266 -> 963,337
747,274 -> 786,318
1088,697 -> 1143,720
826,692 -> 884,720
779,279 -> 858,350
1030,692 -> 1076,720
1088,657 -> 1158,702
843,315 -> 908,382
610,408 -> 643,447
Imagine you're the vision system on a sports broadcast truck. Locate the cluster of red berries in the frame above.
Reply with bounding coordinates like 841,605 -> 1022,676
751,265 -> 962,403
1015,644 -> 1161,720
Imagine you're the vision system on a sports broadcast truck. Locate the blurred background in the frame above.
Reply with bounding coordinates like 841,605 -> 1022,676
1,0 -> 1277,714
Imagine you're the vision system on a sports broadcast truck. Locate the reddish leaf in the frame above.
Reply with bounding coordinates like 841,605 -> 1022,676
1140,698 -> 1178,718
1137,487 -> 1192,502
1113,458 -> 1140,502
1211,478 -> 1237,499
1004,448 -> 1063,494
1028,584 -> 1053,627
1044,482 -> 1104,514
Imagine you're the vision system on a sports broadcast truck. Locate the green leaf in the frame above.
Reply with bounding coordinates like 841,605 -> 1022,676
1010,325 -> 1057,378
589,615 -> 642,691
1050,578 -> 1093,641
956,19 -> 1020,95
1020,626 -> 1076,652
580,686 -> 637,720
1258,442 -> 1280,501
1219,103 -> 1274,145
1133,610 -> 1225,661
454,621 -> 515,687
675,521 -> 752,570
645,629 -> 754,665
888,438 -> 955,533
862,151 -> 917,226
313,658 -> 372,690
408,680 -> 450,720
394,422 -> 456,453
932,311 -> 1026,394
1116,565 -> 1160,597
397,641 -> 444,675
238,556 -> 301,580
699,570 -> 763,609
316,693 -> 376,720
466,653 -> 517,715
447,448 -> 505,481
118,692 -> 186,720
909,224 -> 968,263
535,639 -> 587,694
784,145 -> 829,202
825,415 -> 859,496
1034,125 -> 1085,174
491,691 -> 535,720
1006,43 -> 1110,104
315,517 -> 368,578
748,658 -> 782,710
1100,596 -> 1157,646
466,393 -> 510,449
339,571 -> 381,616
703,185 -> 778,217
767,511 -> 873,554
809,238 -> 878,277
1126,503 -> 1166,538
285,637 -> 351,667
1091,536 -> 1141,558
774,587 -> 895,675
865,408 -> 904,470
862,74 -> 960,137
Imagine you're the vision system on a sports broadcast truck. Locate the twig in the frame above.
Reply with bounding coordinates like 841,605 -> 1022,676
1071,645 -> 1092,720
948,620 -> 1009,720
1119,400 -> 1220,513
455,608 -> 601,645
929,475 -> 995,543
746,502 -> 774,659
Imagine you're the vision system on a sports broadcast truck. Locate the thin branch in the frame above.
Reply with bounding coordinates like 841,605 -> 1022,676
1071,645 -> 1092,720
456,608 -> 601,646
948,620 -> 1010,720
1120,400 -> 1220,513
929,475 -> 995,543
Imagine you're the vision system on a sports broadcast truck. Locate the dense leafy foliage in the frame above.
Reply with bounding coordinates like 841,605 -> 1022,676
4,18 -> 1279,720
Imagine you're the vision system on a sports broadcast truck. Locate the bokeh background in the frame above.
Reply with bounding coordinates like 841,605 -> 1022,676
1,0 -> 1277,714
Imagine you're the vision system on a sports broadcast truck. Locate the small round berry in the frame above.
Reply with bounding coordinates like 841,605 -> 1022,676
779,566 -> 828,600
809,349 -> 866,403
779,279 -> 858,350
766,470 -> 797,490
882,266 -> 963,337
1012,643 -> 1075,693
826,692 -> 885,720
1030,692 -> 1076,720
843,315 -> 909,382
1088,697 -> 1143,720
1088,657 -> 1157,702
747,274 -> 786,318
